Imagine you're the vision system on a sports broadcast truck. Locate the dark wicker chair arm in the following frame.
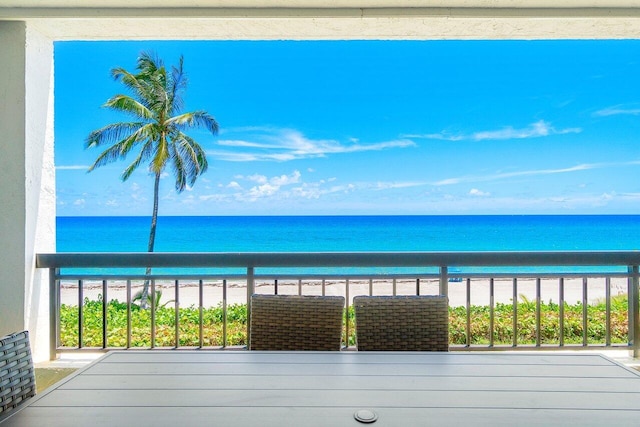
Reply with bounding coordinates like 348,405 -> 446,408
0,330 -> 36,417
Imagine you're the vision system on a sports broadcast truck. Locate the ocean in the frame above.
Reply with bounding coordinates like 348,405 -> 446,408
57,215 -> 640,252
55,215 -> 640,274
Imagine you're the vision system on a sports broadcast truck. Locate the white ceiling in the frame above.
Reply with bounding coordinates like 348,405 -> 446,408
1,0 -> 639,40
2,1 -> 638,8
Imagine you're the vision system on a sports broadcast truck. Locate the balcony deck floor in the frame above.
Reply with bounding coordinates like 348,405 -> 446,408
5,350 -> 640,426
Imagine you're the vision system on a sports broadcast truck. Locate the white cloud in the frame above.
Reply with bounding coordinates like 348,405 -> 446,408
469,188 -> 490,197
245,174 -> 268,184
221,170 -> 306,202
433,160 -> 640,186
472,120 -> 581,141
56,165 -> 89,171
621,192 -> 640,199
210,127 -> 415,162
402,132 -> 464,141
199,169 -> 371,205
271,170 -> 301,186
248,183 -> 280,199
406,120 -> 581,142
73,199 -> 85,206
594,105 -> 640,117
290,185 -> 322,199
375,181 -> 426,190
199,194 -> 227,202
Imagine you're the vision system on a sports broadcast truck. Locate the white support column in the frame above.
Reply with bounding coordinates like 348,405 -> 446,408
0,21 -> 55,362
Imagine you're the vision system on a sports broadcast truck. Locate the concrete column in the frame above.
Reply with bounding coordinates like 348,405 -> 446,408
0,21 -> 55,362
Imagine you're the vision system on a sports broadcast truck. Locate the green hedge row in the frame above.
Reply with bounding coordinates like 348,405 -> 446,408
60,295 -> 629,348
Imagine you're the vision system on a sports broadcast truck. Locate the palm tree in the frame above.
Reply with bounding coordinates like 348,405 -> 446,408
86,52 -> 218,308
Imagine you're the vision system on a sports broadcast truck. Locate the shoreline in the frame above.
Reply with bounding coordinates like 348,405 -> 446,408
60,277 -> 629,308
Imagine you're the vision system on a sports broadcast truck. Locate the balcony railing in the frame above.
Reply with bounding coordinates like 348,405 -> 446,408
36,251 -> 640,360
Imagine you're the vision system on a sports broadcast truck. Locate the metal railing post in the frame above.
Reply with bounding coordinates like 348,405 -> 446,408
512,278 -> 518,347
150,280 -> 156,349
628,265 -> 640,358
222,279 -> 228,348
126,280 -> 132,349
489,278 -> 495,347
174,279 -> 180,349
535,277 -> 541,347
559,278 -> 565,347
439,266 -> 448,297
78,280 -> 83,349
247,266 -> 255,349
605,277 -> 611,347
102,279 -> 108,349
48,268 -> 59,360
582,277 -> 588,347
465,278 -> 471,348
198,280 -> 204,348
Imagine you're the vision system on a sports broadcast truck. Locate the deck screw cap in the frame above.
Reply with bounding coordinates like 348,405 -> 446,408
354,409 -> 378,423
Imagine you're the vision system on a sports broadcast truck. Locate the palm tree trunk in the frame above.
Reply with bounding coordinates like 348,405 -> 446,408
140,172 -> 161,310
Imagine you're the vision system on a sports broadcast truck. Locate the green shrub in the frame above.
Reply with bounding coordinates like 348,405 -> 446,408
60,295 -> 630,348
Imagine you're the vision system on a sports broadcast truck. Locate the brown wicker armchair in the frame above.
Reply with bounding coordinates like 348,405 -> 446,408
0,330 -> 36,417
353,295 -> 449,351
249,294 -> 345,351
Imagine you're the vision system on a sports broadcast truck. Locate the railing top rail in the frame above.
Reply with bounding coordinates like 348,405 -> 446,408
37,251 -> 640,269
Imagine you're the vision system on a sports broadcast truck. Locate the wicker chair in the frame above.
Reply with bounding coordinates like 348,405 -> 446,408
249,294 -> 345,351
0,331 -> 36,417
354,295 -> 449,351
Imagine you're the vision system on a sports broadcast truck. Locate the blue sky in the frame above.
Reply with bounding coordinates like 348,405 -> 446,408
55,40 -> 640,216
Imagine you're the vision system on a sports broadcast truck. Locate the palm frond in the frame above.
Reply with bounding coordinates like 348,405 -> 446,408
166,111 -> 219,135
104,95 -> 154,120
170,146 -> 188,192
85,122 -> 144,149
170,132 -> 208,188
117,124 -> 156,156
111,68 -> 155,108
87,142 -> 129,171
178,132 -> 208,171
137,52 -> 163,77
149,136 -> 170,175
137,52 -> 170,112
168,55 -> 187,114
87,124 -> 155,172
121,139 -> 155,181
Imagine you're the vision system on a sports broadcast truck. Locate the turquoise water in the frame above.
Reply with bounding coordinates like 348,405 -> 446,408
57,215 -> 640,253
56,215 -> 640,274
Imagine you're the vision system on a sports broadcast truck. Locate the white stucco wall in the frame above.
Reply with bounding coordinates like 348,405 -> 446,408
0,22 -> 54,361
0,21 -> 28,339
24,25 -> 55,362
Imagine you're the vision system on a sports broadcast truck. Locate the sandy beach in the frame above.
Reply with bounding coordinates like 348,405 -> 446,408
60,276 -> 629,308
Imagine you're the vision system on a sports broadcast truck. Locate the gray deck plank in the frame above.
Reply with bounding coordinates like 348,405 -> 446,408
30,388 -> 640,410
3,406 -> 640,427
60,373 -> 640,393
84,361 -> 638,378
102,351 -> 618,366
